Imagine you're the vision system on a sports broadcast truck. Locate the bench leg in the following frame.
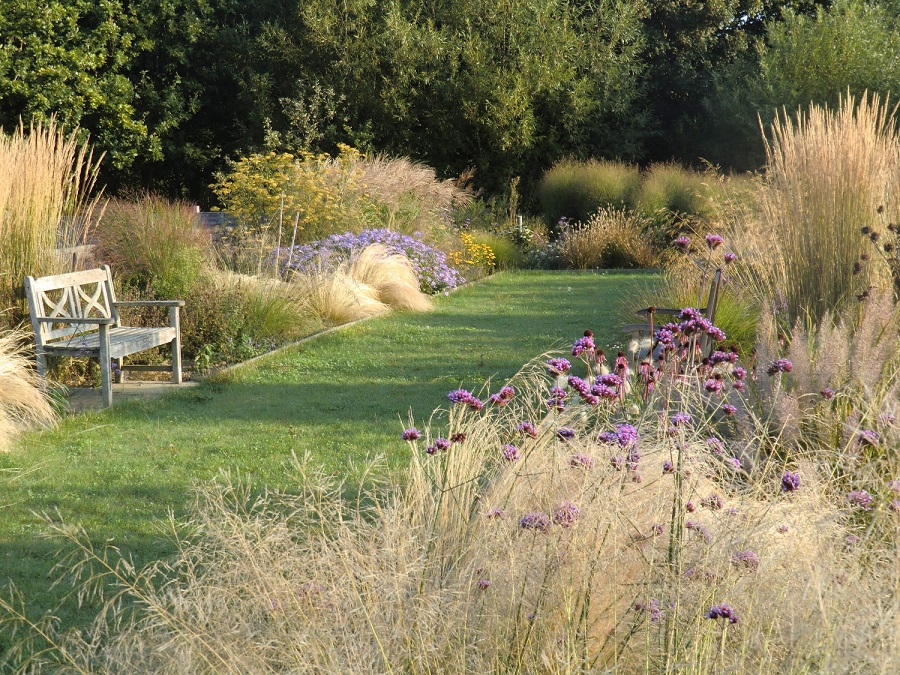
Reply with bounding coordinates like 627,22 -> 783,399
115,357 -> 125,383
170,306 -> 182,384
35,350 -> 48,378
99,324 -> 113,408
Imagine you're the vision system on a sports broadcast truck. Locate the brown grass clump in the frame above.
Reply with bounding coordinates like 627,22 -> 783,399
0,119 -> 104,324
559,206 -> 659,269
0,329 -> 56,450
349,244 -> 433,313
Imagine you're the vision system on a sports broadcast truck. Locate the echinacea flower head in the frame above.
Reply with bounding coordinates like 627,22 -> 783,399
546,357 -> 572,375
847,490 -> 873,510
519,511 -> 551,533
781,470 -> 801,492
767,358 -> 793,376
552,501 -> 581,527
502,444 -> 521,461
705,233 -> 724,249
706,603 -> 739,624
402,428 -> 421,441
731,550 -> 760,571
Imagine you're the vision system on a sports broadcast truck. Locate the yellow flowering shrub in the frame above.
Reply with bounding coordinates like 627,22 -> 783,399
448,232 -> 496,272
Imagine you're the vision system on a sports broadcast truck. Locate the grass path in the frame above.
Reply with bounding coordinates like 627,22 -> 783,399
0,270 -> 653,643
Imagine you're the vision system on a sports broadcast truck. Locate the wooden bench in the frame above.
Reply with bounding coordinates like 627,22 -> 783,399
23,265 -> 184,407
622,267 -> 723,361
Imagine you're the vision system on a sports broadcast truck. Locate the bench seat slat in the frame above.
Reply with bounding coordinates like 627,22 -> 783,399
44,327 -> 178,359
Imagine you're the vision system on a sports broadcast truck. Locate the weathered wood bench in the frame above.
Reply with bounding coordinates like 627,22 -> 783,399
23,265 -> 184,407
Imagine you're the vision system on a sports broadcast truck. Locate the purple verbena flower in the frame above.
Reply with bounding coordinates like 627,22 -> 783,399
520,511 -> 551,533
706,437 -> 725,455
572,335 -> 595,357
516,421 -> 538,438
686,520 -> 712,541
552,501 -> 581,527
732,366 -> 747,380
724,251 -> 737,264
821,387 -> 835,400
767,358 -> 793,376
674,236 -> 691,251
727,457 -> 742,469
731,550 -> 760,571
856,429 -> 879,447
705,378 -> 724,394
705,233 -> 724,249
706,603 -> 739,624
502,444 -> 521,461
702,493 -> 724,510
569,453 -> 595,469
781,470 -> 801,492
663,460 -> 675,474
847,490 -> 873,510
477,578 -> 491,590
486,507 -> 505,519
722,403 -> 737,416
670,412 -> 692,427
402,428 -> 421,441
546,357 -> 571,375
448,389 -> 475,404
557,427 -> 576,441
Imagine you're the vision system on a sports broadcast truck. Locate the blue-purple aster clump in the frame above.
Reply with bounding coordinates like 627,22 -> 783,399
781,470 -> 801,492
552,501 -> 581,527
519,511 -> 551,533
706,603 -> 739,624
276,228 -> 464,294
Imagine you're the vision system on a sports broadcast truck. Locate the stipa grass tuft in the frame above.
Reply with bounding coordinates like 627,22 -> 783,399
0,329 -> 56,450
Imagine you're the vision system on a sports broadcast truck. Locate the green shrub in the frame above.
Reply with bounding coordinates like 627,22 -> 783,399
537,159 -> 640,228
468,231 -> 522,270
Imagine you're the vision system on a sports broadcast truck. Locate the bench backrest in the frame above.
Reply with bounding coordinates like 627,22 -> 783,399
23,265 -> 120,347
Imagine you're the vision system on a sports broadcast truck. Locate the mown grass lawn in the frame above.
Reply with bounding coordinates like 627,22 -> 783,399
0,270 -> 654,646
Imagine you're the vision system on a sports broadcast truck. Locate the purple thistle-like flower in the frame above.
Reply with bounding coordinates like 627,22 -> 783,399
517,421 -> 538,438
402,428 -> 421,441
502,444 -> 521,461
686,501 -> 697,512
572,335 -> 596,357
674,236 -> 691,251
706,437 -> 725,455
732,380 -> 745,391
732,366 -> 747,380
552,501 -> 581,527
670,412 -> 692,427
722,403 -> 737,416
520,511 -> 551,532
724,251 -> 737,264
705,233 -> 724,249
781,470 -> 801,492
616,423 -> 640,448
448,389 -> 475,404
821,387 -> 835,400
727,457 -> 742,469
767,358 -> 793,376
847,490 -> 873,510
498,386 -> 515,400
569,452 -> 595,469
611,456 -> 625,471
731,550 -> 760,571
486,507 -> 505,519
591,384 -> 619,400
663,460 -> 675,474
857,429 -> 879,447
557,427 -> 576,441
546,357 -> 572,375
704,378 -> 724,394
706,603 -> 739,624
476,578 -> 491,590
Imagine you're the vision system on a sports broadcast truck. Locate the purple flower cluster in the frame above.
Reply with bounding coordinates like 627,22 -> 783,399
705,233 -> 724,249
686,520 -> 711,541
847,490 -> 873,510
567,376 -> 599,405
731,550 -> 760,571
502,444 -> 521,461
856,429 -> 879,447
425,437 -> 452,455
276,228 -> 464,294
670,412 -> 692,427
516,421 -> 538,438
401,428 -> 421,441
706,603 -> 739,624
706,437 -> 725,455
569,452 -> 595,469
571,334 -> 596,357
767,358 -> 793,376
476,578 -> 491,590
545,357 -> 572,375
547,386 -> 568,411
447,388 -> 484,411
520,511 -> 551,533
634,598 -> 663,622
557,427 -> 576,441
489,386 -> 515,406
552,501 -> 581,527
702,493 -> 724,510
676,308 -> 727,342
781,471 -> 801,492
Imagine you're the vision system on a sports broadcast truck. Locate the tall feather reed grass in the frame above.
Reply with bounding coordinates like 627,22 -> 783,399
294,244 -> 432,324
7,347 -> 896,672
558,207 -> 659,269
735,93 -> 899,326
0,119 -> 104,324
0,329 -> 56,450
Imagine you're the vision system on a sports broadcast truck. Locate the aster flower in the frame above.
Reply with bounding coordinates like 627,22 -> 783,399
847,490 -> 873,510
520,511 -> 551,532
552,501 -> 581,527
546,357 -> 572,375
706,603 -> 739,624
402,428 -> 421,441
569,452 -> 595,469
557,427 -> 576,441
516,421 -> 538,438
767,358 -> 793,376
781,470 -> 801,492
731,550 -> 760,571
502,444 -> 521,461
705,233 -> 724,249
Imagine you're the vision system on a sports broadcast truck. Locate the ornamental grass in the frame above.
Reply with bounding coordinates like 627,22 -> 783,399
10,318 -> 897,672
0,329 -> 56,451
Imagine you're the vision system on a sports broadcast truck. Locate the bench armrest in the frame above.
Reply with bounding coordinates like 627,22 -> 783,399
113,300 -> 185,308
35,316 -> 115,325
